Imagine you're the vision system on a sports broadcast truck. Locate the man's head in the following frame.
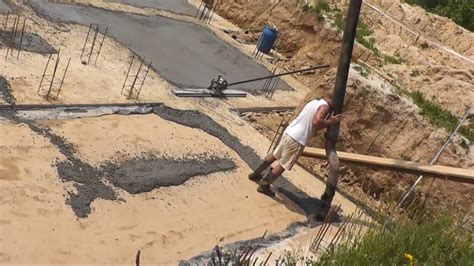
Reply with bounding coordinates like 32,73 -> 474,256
325,98 -> 334,111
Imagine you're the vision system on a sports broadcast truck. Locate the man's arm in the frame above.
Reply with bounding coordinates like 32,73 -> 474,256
312,105 -> 342,130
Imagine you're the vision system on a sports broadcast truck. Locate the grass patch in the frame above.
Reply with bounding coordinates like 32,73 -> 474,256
383,54 -> 403,64
298,0 -> 331,15
353,65 -> 371,78
394,86 -> 474,141
406,0 -> 473,31
317,214 -> 474,265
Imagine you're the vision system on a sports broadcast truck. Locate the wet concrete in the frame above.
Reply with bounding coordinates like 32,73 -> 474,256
102,154 -> 236,194
0,76 -> 15,104
109,0 -> 197,16
0,0 -> 11,13
0,107 -> 238,218
0,31 -> 58,54
153,105 -> 326,218
2,104 -> 326,220
27,0 -> 292,92
179,222 -> 307,265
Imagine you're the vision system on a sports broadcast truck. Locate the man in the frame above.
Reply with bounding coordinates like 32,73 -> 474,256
248,98 -> 341,197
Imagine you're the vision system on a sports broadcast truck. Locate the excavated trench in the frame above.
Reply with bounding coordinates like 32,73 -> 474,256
26,0 -> 293,92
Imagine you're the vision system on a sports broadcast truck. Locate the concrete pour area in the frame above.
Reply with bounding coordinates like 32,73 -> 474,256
27,0 -> 292,92
0,0 -> 360,264
109,0 -> 197,16
0,107 -> 314,264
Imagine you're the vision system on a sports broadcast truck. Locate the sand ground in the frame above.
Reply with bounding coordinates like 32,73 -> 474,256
0,0 -> 360,264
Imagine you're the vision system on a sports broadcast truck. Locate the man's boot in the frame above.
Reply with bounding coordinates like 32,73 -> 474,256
248,160 -> 272,181
257,169 -> 278,197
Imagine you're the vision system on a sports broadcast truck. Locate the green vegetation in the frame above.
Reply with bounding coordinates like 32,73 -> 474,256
383,54 -> 403,64
298,0 -> 330,14
330,8 -> 379,55
406,0 -> 473,31
317,214 -> 473,265
393,86 -> 474,141
353,65 -> 370,78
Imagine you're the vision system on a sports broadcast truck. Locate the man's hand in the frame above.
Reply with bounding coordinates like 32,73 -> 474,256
328,113 -> 342,125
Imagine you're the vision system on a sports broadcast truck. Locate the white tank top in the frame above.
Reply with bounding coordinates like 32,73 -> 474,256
284,99 -> 328,145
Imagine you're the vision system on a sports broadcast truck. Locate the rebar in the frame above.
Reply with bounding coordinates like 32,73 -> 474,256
80,24 -> 93,59
3,11 -> 10,37
38,53 -> 53,94
55,57 -> 71,99
122,55 -> 135,94
136,61 -> 152,99
87,24 -> 100,64
46,55 -> 60,100
128,57 -> 145,99
94,27 -> 108,65
17,17 -> 26,60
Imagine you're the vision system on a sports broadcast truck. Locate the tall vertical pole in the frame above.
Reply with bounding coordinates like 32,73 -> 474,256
320,0 -> 363,214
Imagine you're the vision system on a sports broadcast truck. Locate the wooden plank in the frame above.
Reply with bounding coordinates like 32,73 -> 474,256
301,147 -> 474,184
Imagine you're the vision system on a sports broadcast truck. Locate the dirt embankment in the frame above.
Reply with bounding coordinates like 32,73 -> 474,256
214,0 -> 473,215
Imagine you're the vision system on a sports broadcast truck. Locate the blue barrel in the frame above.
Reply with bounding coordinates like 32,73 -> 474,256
257,26 -> 278,54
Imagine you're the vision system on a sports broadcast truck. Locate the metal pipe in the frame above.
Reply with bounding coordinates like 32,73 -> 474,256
227,64 -> 330,87
322,0 -> 362,210
396,107 -> 473,209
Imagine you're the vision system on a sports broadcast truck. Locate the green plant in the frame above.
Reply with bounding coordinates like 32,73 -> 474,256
383,54 -> 403,64
410,68 -> 422,77
317,213 -> 474,265
393,86 -> 474,141
406,0 -> 473,31
353,65 -> 370,78
298,0 -> 331,15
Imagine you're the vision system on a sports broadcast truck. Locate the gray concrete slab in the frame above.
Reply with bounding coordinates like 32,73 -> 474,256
0,0 -> 12,13
107,0 -> 197,16
27,0 -> 293,92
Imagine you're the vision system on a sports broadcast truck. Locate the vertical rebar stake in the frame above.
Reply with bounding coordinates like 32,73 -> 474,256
46,55 -> 60,100
3,11 -> 10,37
80,24 -> 93,60
121,54 -> 135,94
17,17 -> 26,60
56,57 -> 71,99
87,24 -> 99,64
38,53 -> 53,94
94,27 -> 108,65
136,61 -> 151,99
128,58 -> 145,99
